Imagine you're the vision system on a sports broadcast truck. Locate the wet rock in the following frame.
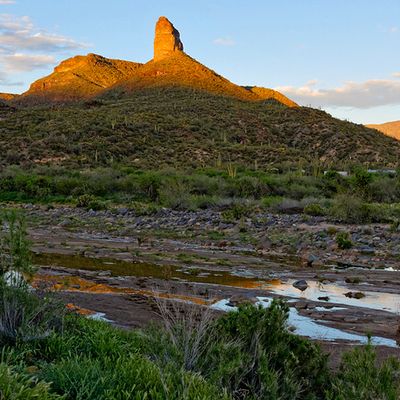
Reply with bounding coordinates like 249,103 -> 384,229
307,254 -> 319,267
227,294 -> 258,307
293,279 -> 308,291
360,246 -> 375,255
318,296 -> 330,301
98,271 -> 112,277
344,291 -> 365,299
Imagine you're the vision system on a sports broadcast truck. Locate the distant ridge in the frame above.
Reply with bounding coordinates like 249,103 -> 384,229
366,121 -> 400,141
14,16 -> 297,107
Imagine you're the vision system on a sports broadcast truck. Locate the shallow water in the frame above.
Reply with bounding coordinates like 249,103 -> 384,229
34,253 -> 400,314
265,279 -> 400,314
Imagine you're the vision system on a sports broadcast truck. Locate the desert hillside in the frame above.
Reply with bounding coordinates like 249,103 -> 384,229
367,120 -> 400,140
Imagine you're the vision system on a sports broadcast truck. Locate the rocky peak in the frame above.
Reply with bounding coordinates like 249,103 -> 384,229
154,16 -> 184,62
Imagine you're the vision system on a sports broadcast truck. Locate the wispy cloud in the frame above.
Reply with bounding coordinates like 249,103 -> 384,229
0,1 -> 15,4
392,72 -> 400,78
0,14 -> 85,53
276,77 -> 400,109
0,14 -> 85,88
213,37 -> 235,46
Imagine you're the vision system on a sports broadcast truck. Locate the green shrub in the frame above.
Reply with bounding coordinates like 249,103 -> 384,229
0,210 -> 33,281
330,194 -> 371,223
327,343 -> 400,400
0,363 -> 61,399
76,194 -> 106,210
221,203 -> 253,222
303,203 -> 325,216
336,231 -> 353,249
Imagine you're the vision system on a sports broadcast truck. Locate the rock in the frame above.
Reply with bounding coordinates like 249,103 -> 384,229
344,291 -> 365,299
293,279 -> 308,291
227,294 -> 258,307
154,16 -> 184,61
307,254 -> 319,267
318,296 -> 330,301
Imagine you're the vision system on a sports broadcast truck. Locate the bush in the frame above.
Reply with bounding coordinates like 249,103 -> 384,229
0,363 -> 61,399
327,343 -> 400,400
221,203 -> 253,222
330,194 -> 371,223
0,210 -> 33,282
336,231 -> 353,249
304,203 -> 326,216
76,194 -> 106,210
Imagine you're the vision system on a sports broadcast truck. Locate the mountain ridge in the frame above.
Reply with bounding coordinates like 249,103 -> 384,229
366,121 -> 400,141
12,16 -> 297,107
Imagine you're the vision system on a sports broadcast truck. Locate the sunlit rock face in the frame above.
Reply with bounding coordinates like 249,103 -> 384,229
153,16 -> 184,61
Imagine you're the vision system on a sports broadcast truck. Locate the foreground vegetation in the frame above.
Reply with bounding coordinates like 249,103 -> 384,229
0,211 -> 400,399
1,164 -> 400,224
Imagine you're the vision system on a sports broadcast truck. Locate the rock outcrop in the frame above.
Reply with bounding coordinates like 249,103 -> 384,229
154,16 -> 184,61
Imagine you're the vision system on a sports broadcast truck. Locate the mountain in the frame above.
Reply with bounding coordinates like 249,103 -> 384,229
0,16 -> 399,169
366,121 -> 400,140
18,54 -> 142,105
15,16 -> 296,107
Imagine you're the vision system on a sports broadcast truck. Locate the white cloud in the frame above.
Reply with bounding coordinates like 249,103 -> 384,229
393,72 -> 400,78
0,14 -> 85,88
0,14 -> 85,53
3,53 -> 55,71
389,26 -> 398,33
275,78 -> 400,109
0,1 -> 15,4
213,37 -> 235,46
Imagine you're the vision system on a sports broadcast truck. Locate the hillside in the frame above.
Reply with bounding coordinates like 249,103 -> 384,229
1,86 -> 399,169
367,121 -> 400,140
17,53 -> 143,105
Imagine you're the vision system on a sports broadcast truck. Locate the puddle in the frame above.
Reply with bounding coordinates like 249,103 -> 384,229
88,312 -> 112,323
265,280 -> 400,314
33,253 -> 269,289
35,253 -> 400,315
211,297 -> 398,348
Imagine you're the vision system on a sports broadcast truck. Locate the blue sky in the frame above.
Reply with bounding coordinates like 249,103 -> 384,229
0,0 -> 399,123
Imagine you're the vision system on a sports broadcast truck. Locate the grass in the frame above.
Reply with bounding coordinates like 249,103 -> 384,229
0,298 -> 398,400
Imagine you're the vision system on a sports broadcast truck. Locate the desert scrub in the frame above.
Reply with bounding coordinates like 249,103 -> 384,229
336,231 -> 353,249
326,342 -> 400,400
330,194 -> 371,223
303,202 -> 326,216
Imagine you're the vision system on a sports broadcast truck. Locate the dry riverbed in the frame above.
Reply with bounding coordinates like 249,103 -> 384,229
7,204 -> 400,359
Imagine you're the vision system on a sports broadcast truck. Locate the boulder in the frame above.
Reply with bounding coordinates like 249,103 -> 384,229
292,279 -> 308,291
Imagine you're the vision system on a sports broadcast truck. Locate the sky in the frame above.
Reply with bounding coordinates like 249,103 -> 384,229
0,0 -> 399,124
